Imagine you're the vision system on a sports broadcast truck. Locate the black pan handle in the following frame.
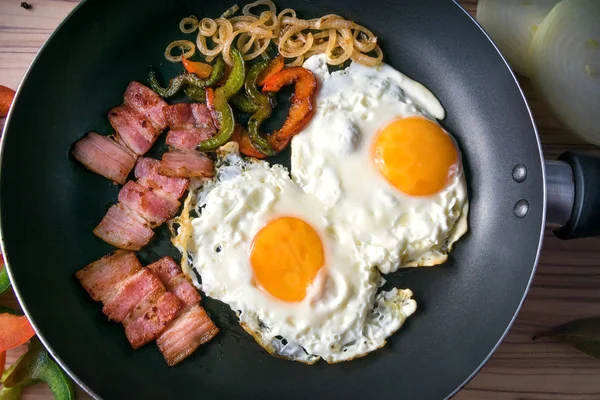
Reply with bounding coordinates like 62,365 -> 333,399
549,152 -> 600,239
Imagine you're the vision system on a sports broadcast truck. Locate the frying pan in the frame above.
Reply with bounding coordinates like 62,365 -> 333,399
1,0 -> 599,398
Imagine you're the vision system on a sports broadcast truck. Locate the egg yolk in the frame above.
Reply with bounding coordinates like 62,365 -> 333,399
250,217 -> 324,302
372,116 -> 458,196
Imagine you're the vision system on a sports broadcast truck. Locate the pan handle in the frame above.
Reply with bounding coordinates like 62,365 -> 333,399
546,152 -> 600,239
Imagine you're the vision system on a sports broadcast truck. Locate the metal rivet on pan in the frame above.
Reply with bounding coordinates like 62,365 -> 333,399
512,164 -> 527,183
513,199 -> 529,218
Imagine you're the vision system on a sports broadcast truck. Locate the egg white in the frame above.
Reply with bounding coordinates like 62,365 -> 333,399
180,144 -> 416,363
291,55 -> 469,274
174,55 -> 469,364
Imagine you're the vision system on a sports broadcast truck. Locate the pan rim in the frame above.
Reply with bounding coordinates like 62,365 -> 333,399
0,0 -> 101,398
0,1 -> 546,399
446,1 -> 546,398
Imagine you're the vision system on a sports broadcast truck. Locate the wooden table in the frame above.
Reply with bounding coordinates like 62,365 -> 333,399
1,0 -> 600,398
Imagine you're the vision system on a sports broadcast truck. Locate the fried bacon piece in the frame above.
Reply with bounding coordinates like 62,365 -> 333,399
71,132 -> 137,184
76,251 -> 218,363
123,81 -> 168,131
166,128 -> 215,150
118,181 -> 180,228
124,291 -> 182,349
93,204 -> 154,251
164,103 -> 216,150
75,250 -> 142,303
147,257 -> 200,306
156,305 -> 219,366
76,251 -> 183,350
93,157 -> 189,251
71,83 -> 168,183
164,103 -> 213,130
150,258 -> 218,365
135,157 -> 189,200
109,82 -> 168,155
158,149 -> 214,178
109,105 -> 158,156
102,269 -> 164,323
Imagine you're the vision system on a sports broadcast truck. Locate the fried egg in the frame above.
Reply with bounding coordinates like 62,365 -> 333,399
183,144 -> 416,363
291,55 -> 469,274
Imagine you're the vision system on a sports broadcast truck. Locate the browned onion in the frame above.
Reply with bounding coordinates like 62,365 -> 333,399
167,0 -> 383,67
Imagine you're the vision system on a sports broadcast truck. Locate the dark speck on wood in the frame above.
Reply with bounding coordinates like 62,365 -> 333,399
20,2 -> 31,9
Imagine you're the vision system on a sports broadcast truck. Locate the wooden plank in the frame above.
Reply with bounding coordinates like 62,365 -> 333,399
1,1 -> 600,399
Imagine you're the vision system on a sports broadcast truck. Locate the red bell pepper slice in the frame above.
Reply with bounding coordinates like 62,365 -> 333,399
182,58 -> 213,79
0,314 -> 35,352
0,351 -> 6,377
261,67 -> 317,150
231,124 -> 268,159
256,55 -> 284,86
0,85 -> 15,117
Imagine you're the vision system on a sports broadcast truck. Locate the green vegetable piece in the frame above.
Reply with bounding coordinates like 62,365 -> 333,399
184,85 -> 206,102
230,92 -> 259,114
246,60 -> 277,156
0,262 -> 10,295
219,48 -> 245,99
0,364 -> 21,400
533,317 -> 600,360
1,361 -> 17,382
0,386 -> 21,400
220,4 -> 239,19
204,56 -> 226,87
1,354 -> 23,400
148,70 -> 205,98
3,337 -> 75,400
181,57 -> 226,102
0,306 -> 22,316
197,48 -> 245,151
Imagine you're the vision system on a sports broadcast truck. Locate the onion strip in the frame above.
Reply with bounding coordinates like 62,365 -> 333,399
179,16 -> 198,34
168,0 -> 383,66
164,40 -> 195,62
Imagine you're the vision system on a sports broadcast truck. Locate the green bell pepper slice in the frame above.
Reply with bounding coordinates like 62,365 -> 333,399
2,337 -> 75,400
197,48 -> 245,151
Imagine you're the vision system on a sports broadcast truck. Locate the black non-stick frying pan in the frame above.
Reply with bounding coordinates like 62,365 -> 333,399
2,0 -> 599,398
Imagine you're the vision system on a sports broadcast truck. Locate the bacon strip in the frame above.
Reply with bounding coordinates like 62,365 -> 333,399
147,257 -> 201,306
71,132 -> 137,184
124,292 -> 182,349
118,181 -> 180,228
72,83 -> 168,184
93,204 -> 154,251
94,158 -> 188,251
135,157 -> 189,200
109,105 -> 158,156
124,82 -> 168,131
166,128 -> 215,150
164,103 -> 216,150
159,149 -> 214,179
75,250 -> 141,303
77,251 -> 217,361
123,286 -> 164,326
109,83 -> 168,156
151,258 -> 218,365
156,305 -> 219,366
164,103 -> 195,128
102,269 -> 164,322
164,103 -> 213,129
77,252 -> 183,350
